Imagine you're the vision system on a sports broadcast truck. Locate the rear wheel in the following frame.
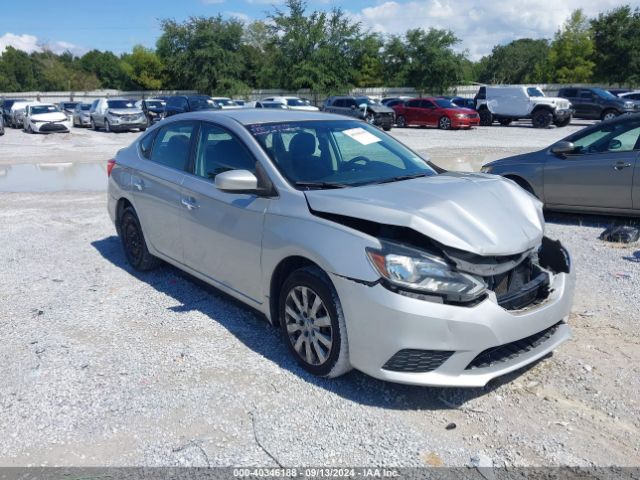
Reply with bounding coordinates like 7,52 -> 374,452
601,109 -> 618,122
396,115 -> 407,128
532,109 -> 553,128
119,207 -> 161,271
479,109 -> 493,126
438,116 -> 452,130
279,267 -> 350,378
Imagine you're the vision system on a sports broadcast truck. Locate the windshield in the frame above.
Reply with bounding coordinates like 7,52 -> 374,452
214,98 -> 236,106
107,100 -> 136,109
527,87 -> 545,97
190,97 -> 218,110
286,98 -> 307,106
145,100 -> 165,108
31,105 -> 60,115
248,120 -> 437,189
435,99 -> 456,109
80,104 -> 91,110
593,88 -> 617,100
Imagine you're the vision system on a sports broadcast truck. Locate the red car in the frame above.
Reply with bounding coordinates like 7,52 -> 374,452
393,97 -> 479,130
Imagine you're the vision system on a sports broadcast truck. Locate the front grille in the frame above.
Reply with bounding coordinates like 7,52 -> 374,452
485,258 -> 549,310
465,321 -> 562,370
382,349 -> 454,373
40,123 -> 67,132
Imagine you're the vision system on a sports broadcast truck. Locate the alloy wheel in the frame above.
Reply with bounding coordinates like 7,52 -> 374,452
284,285 -> 333,366
603,111 -> 617,121
397,116 -> 406,128
439,116 -> 451,130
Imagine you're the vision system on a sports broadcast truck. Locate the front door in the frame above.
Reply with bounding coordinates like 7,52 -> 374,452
131,120 -> 197,263
181,121 -> 268,304
544,120 -> 640,209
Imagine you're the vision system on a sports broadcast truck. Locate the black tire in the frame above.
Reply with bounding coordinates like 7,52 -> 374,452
479,109 -> 493,126
438,116 -> 452,130
90,118 -> 97,131
396,115 -> 407,128
553,116 -> 572,127
532,109 -> 553,128
279,266 -> 351,378
382,126 -> 391,131
119,207 -> 161,271
601,109 -> 618,122
105,119 -> 111,133
498,118 -> 513,126
139,127 -> 147,132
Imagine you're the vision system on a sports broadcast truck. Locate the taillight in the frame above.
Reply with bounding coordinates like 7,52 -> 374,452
107,159 -> 116,177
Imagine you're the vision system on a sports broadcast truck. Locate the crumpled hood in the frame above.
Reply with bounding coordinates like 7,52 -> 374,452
108,108 -> 143,115
30,112 -> 68,122
305,172 -> 544,256
363,104 -> 395,114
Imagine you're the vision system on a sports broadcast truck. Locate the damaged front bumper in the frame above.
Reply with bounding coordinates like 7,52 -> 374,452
333,239 -> 575,387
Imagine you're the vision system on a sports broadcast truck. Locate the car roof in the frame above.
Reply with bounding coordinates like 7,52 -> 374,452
166,109 -> 349,125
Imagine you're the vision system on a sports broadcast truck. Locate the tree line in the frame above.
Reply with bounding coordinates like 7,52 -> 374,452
1,1 -> 640,96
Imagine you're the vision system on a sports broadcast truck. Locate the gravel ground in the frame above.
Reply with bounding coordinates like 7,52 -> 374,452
0,119 -> 638,468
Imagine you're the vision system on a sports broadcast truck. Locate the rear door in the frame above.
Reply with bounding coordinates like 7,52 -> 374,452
403,99 -> 421,125
181,121 -> 269,303
131,120 -> 197,263
544,119 -> 640,209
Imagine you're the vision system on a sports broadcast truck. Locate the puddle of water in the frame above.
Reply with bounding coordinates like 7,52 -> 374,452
0,162 -> 107,192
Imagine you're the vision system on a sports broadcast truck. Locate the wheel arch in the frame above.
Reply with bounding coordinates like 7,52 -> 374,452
269,256 -> 324,327
503,174 -> 539,199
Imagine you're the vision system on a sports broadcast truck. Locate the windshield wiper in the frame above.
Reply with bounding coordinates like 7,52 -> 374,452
294,181 -> 350,190
374,173 -> 429,184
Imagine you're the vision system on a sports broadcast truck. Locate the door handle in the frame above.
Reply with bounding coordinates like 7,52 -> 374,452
133,179 -> 145,191
181,198 -> 199,210
612,162 -> 632,171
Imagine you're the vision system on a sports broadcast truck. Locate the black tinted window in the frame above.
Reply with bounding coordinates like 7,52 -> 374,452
150,122 -> 195,171
333,99 -> 345,107
139,131 -> 156,159
560,89 -> 578,97
344,98 -> 357,108
193,123 -> 255,180
406,100 -> 421,108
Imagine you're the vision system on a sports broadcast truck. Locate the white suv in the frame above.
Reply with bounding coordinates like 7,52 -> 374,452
475,86 -> 573,128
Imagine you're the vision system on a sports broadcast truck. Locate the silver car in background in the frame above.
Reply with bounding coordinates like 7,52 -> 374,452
482,114 -> 640,216
72,103 -> 93,127
91,97 -> 147,132
108,110 -> 574,387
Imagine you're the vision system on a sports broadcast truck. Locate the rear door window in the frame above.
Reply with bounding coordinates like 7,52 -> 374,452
150,122 -> 196,171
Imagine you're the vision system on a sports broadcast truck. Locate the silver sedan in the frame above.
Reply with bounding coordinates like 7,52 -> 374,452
482,114 -> 640,216
107,110 -> 574,387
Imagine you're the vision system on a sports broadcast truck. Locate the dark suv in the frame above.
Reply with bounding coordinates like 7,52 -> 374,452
1,98 -> 27,125
164,95 -> 220,117
321,96 -> 394,130
558,87 -> 640,121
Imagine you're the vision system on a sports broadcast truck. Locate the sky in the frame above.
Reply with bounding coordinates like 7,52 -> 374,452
1,0 -> 640,60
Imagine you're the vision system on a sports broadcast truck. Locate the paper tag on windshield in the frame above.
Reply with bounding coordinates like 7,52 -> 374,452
342,127 -> 382,145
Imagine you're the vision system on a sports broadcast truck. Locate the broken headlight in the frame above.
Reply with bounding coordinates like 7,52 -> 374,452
366,240 -> 486,303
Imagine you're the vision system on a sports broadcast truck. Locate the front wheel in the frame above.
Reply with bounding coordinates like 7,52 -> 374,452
90,118 -> 97,131
119,207 -> 161,271
105,119 -> 111,133
438,116 -> 452,130
532,110 -> 553,128
553,116 -> 572,127
479,109 -> 493,126
601,109 -> 618,122
280,267 -> 351,378
396,115 -> 407,128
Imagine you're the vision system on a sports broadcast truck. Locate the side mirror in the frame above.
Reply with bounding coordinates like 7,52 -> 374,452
550,141 -> 575,156
215,170 -> 258,193
608,139 -> 623,150
359,103 -> 368,109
